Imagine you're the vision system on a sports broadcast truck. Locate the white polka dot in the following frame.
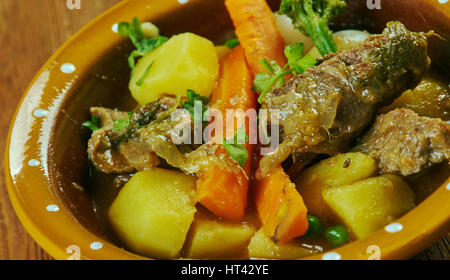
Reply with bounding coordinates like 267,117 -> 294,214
46,205 -> 60,212
112,23 -> 118,33
33,109 -> 48,118
178,0 -> 189,4
28,159 -> 40,167
438,0 -> 448,4
385,222 -> 403,233
322,252 -> 341,260
90,242 -> 103,250
446,183 -> 450,190
60,63 -> 76,74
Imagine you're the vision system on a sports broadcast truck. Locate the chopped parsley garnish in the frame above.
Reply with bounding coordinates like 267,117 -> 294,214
253,42 -> 316,103
135,61 -> 154,86
222,128 -> 249,167
181,89 -> 210,124
113,118 -> 131,131
82,115 -> 100,131
110,111 -> 135,132
118,17 -> 168,69
225,38 -> 240,49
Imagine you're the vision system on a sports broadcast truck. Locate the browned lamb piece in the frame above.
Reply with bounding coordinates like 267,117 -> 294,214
354,108 -> 450,176
87,97 -> 179,173
258,22 -> 430,178
87,97 -> 240,175
87,107 -> 160,174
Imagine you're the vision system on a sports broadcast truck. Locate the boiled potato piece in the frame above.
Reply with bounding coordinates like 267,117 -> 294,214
380,75 -> 450,120
109,169 -> 197,259
307,30 -> 371,59
274,13 -> 314,51
141,22 -> 159,38
323,175 -> 415,239
130,33 -> 219,104
184,216 -> 256,259
248,229 -> 317,260
296,153 -> 377,224
215,45 -> 232,60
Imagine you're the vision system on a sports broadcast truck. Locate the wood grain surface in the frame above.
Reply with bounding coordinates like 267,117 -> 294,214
0,0 -> 448,260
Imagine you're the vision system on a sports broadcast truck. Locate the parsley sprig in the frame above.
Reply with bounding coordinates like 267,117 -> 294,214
82,116 -> 100,131
253,42 -> 316,103
135,61 -> 154,86
225,38 -> 240,49
222,128 -> 249,167
113,117 -> 131,131
181,90 -> 210,124
118,17 -> 168,69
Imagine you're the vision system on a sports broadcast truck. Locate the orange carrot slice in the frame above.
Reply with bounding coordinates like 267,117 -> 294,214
254,166 -> 308,244
225,0 -> 288,77
225,0 -> 309,242
196,46 -> 257,221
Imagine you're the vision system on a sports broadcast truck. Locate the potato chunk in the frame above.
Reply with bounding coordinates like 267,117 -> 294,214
130,33 -> 219,104
295,153 -> 377,224
184,216 -> 256,259
109,169 -> 197,259
248,229 -> 317,260
323,175 -> 415,239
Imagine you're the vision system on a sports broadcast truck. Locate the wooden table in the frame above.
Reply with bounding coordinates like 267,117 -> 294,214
0,0 -> 448,260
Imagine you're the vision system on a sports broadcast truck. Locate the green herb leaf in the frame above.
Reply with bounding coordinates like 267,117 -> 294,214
118,17 -> 168,69
253,59 -> 287,103
117,22 -> 130,37
285,42 -> 316,75
253,43 -> 316,103
82,116 -> 100,131
225,38 -> 240,49
138,36 -> 169,54
285,43 -> 305,70
136,61 -> 154,86
252,72 -> 276,96
181,89 -> 210,124
222,128 -> 249,167
127,50 -> 141,69
113,118 -> 131,131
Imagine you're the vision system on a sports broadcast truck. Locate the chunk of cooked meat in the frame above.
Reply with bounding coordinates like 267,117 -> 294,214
258,22 -> 430,178
87,107 -> 161,173
90,107 -> 128,128
87,97 -> 242,176
88,128 -> 161,173
87,97 -> 179,173
354,108 -> 450,176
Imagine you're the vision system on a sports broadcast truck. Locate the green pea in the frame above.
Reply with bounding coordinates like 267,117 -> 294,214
304,215 -> 323,238
324,225 -> 349,246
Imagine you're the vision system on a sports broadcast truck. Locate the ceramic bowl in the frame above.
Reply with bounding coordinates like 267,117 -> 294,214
5,0 -> 450,260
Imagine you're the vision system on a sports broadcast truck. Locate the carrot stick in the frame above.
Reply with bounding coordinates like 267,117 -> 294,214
226,0 -> 309,242
254,166 -> 308,244
196,46 -> 257,221
225,0 -> 288,77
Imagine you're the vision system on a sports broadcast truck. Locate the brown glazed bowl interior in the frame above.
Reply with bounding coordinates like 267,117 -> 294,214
5,0 -> 450,260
